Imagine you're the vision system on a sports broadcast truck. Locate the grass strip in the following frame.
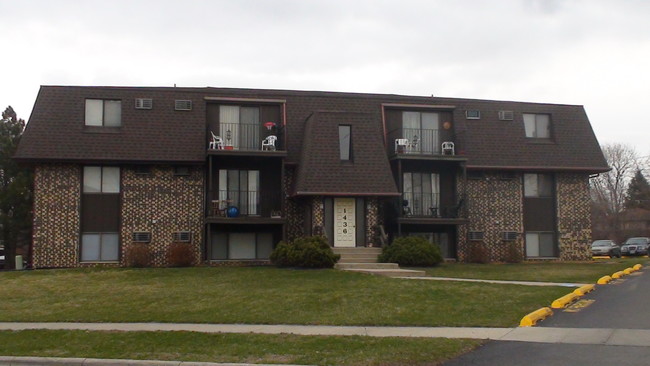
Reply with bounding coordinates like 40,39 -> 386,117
0,330 -> 482,366
0,267 -> 567,327
422,258 -> 649,283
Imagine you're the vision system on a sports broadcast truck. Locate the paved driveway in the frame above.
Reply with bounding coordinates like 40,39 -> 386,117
443,268 -> 650,365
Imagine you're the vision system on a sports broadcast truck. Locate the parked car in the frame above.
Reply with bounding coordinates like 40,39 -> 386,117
0,244 -> 4,267
620,237 -> 650,257
591,240 -> 621,258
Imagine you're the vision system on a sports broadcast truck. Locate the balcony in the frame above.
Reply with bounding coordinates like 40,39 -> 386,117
388,128 -> 463,161
393,193 -> 466,225
207,122 -> 286,157
206,190 -> 284,224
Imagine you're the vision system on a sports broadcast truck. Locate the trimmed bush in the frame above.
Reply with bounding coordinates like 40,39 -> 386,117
125,243 -> 151,268
466,242 -> 490,264
167,242 -> 195,267
270,236 -> 340,268
504,242 -> 523,263
379,236 -> 442,267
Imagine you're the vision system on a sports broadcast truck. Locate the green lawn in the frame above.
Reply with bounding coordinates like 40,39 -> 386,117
420,257 -> 648,283
0,267 -> 568,327
0,330 -> 482,366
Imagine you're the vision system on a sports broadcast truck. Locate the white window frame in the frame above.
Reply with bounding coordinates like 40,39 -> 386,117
523,113 -> 550,138
83,166 -> 120,193
81,232 -> 119,262
85,99 -> 122,127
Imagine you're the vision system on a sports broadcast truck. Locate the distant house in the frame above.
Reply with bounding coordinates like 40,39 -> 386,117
14,86 -> 609,267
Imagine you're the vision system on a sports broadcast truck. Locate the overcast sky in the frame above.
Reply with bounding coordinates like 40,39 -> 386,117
2,0 -> 649,160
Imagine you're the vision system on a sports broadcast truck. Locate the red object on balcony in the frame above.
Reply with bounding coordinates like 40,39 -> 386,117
264,122 -> 276,131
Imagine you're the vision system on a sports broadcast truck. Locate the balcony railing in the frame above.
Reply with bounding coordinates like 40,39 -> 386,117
208,190 -> 281,218
212,122 -> 281,151
402,192 -> 441,217
389,128 -> 459,156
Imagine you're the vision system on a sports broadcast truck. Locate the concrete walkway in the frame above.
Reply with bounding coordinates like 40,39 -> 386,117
399,276 -> 588,287
2,322 -> 650,347
0,357 -> 305,366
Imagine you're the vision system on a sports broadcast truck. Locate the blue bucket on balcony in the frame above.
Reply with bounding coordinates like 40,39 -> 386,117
226,206 -> 240,218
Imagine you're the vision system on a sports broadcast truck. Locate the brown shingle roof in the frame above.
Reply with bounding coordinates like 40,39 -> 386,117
15,85 -> 609,174
294,111 -> 398,196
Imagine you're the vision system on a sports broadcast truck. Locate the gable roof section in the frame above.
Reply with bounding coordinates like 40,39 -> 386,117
294,111 -> 398,196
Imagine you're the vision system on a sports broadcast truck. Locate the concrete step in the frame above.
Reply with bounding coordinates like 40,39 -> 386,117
343,268 -> 427,278
335,262 -> 400,270
332,247 -> 383,254
337,257 -> 379,264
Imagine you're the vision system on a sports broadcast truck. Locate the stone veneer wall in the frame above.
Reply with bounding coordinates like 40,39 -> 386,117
459,173 -> 524,262
365,198 -> 380,247
120,166 -> 204,267
32,164 -> 81,268
556,174 -> 592,260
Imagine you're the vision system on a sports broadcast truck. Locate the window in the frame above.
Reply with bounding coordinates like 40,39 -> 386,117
523,174 -> 553,198
523,113 -> 550,138
211,232 -> 274,260
219,169 -> 260,216
525,232 -> 556,257
85,99 -> 121,127
219,105 -> 260,150
402,111 -> 440,154
403,172 -> 440,216
83,166 -> 120,193
81,233 -> 119,262
339,125 -> 351,161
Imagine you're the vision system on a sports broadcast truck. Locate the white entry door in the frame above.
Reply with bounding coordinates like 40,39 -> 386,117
334,198 -> 356,247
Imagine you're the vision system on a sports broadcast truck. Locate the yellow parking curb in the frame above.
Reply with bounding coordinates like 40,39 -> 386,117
633,264 -> 643,270
573,284 -> 595,296
520,307 -> 553,327
597,275 -> 612,285
624,267 -> 634,275
612,271 -> 625,279
551,293 -> 580,309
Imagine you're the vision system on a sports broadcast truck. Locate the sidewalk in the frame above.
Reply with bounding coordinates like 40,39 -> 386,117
400,276 -> 588,287
2,322 -> 650,346
0,356 -> 308,366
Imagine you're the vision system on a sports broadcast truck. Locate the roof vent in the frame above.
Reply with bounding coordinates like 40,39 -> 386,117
465,110 -> 481,120
132,232 -> 151,243
498,110 -> 514,121
468,231 -> 484,241
135,98 -> 153,110
175,100 -> 192,111
501,232 -> 519,241
173,231 -> 192,242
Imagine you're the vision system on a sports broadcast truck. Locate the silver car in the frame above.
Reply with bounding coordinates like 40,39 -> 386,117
591,240 -> 621,258
620,237 -> 650,256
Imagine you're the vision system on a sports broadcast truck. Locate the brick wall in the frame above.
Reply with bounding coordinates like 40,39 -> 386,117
32,164 -> 81,268
120,166 -> 204,267
460,173 -> 524,262
557,174 -> 592,260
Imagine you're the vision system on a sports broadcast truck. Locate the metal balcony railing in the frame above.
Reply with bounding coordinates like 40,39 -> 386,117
402,192 -> 441,217
391,128 -> 443,155
215,123 -> 281,151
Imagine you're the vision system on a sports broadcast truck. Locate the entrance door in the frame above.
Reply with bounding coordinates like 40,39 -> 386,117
334,198 -> 356,247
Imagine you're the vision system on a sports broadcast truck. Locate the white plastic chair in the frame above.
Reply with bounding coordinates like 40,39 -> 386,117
442,141 -> 455,155
261,135 -> 277,151
395,138 -> 408,153
209,131 -> 224,150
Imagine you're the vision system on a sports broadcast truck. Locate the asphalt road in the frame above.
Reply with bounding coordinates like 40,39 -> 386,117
443,268 -> 650,365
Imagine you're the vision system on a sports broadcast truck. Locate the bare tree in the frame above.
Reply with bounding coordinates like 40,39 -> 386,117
590,143 -> 638,241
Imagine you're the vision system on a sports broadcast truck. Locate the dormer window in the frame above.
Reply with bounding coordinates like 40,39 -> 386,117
523,113 -> 550,138
85,99 -> 121,127
339,125 -> 352,161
